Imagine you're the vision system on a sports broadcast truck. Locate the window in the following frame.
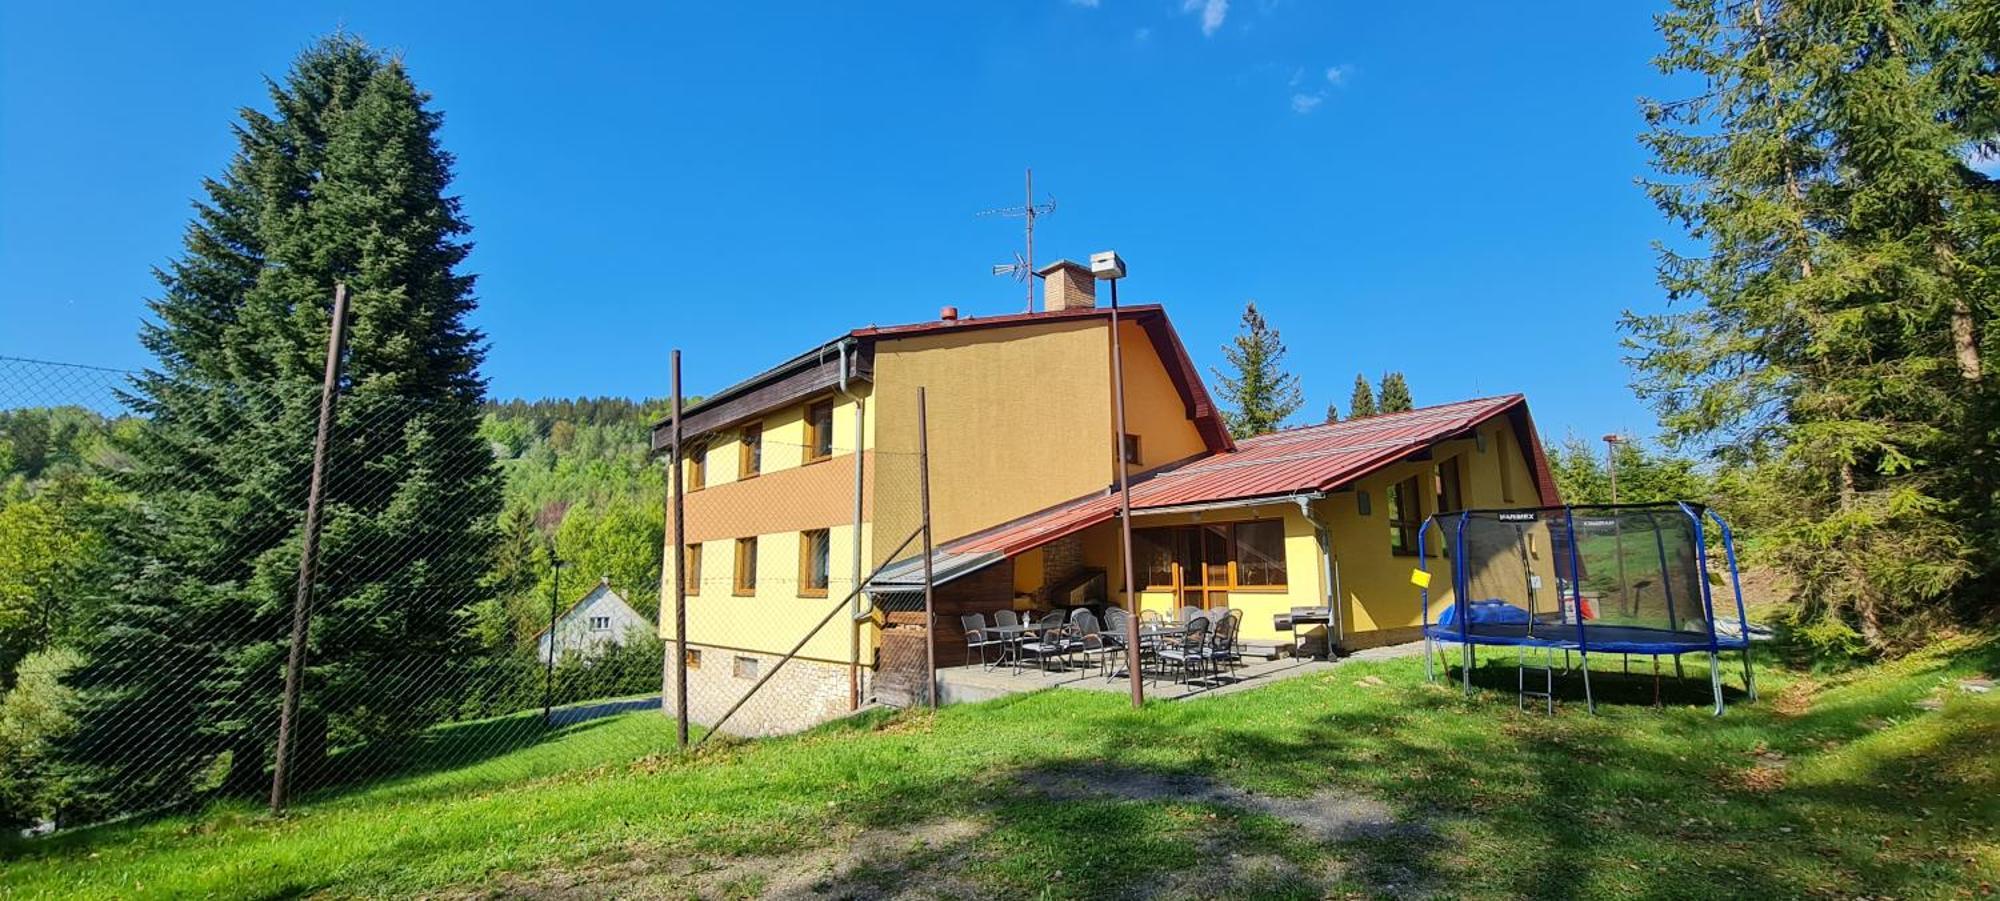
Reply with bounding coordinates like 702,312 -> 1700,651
1129,522 -> 1287,590
1435,457 -> 1463,515
805,400 -> 835,462
733,656 -> 759,680
1122,433 -> 1141,466
799,529 -> 830,596
588,615 -> 610,631
684,648 -> 702,669
1234,520 -> 1287,587
683,543 -> 702,592
1356,490 -> 1372,517
1497,430 -> 1515,502
686,448 -> 706,491
734,537 -> 758,595
739,424 -> 762,478
1388,475 -> 1422,555
1135,529 -> 1175,589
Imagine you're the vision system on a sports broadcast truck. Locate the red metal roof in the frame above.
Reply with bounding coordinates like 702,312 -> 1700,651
948,394 -> 1558,558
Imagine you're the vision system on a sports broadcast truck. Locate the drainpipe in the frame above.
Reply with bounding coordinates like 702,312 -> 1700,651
837,338 -> 867,708
1294,495 -> 1343,655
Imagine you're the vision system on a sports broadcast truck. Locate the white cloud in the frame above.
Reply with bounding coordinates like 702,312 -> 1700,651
1290,92 -> 1324,114
1325,64 -> 1353,85
1182,0 -> 1229,36
1134,25 -> 1153,41
1067,0 -> 1100,7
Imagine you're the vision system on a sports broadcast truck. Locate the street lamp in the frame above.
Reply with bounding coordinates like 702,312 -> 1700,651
1602,433 -> 1624,505
1092,251 -> 1141,709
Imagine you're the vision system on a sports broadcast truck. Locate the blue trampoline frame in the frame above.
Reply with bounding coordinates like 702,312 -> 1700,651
1418,502 -> 1757,715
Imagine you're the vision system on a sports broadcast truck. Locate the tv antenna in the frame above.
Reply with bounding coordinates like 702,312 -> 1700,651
978,168 -> 1057,313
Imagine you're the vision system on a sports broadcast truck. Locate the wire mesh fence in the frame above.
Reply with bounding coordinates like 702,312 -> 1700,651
0,352 -> 932,835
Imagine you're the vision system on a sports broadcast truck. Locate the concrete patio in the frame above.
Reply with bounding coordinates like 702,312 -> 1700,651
935,640 -> 1426,705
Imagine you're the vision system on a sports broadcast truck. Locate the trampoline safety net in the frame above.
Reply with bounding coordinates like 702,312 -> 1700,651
1429,503 -> 1745,654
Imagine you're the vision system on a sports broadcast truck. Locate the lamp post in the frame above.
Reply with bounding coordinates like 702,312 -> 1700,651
1091,250 -> 1143,710
543,542 -> 567,724
1602,433 -> 1628,617
1602,433 -> 1624,505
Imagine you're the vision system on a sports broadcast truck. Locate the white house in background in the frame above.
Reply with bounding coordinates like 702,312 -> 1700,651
535,578 -> 653,664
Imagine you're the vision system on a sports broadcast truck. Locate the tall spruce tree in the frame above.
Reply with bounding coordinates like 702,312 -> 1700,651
1378,371 -> 1414,412
1324,402 -> 1340,424
1348,374 -> 1377,419
1213,302 -> 1304,438
1626,0 -> 1996,652
62,35 -> 499,814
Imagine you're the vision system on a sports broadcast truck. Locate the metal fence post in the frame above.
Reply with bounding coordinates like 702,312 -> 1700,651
917,387 -> 937,709
270,282 -> 350,815
670,350 -> 690,747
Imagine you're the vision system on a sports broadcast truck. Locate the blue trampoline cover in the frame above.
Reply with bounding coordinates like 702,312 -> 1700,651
1434,600 -> 1532,627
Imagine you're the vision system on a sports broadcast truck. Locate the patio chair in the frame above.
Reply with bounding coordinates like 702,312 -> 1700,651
1100,607 -> 1130,649
1138,609 -> 1164,627
959,613 -> 1001,670
1157,616 -> 1211,686
1176,605 -> 1204,626
1207,606 -> 1231,627
1203,611 -> 1243,681
993,609 -> 1021,629
1071,609 -> 1103,640
1071,632 -> 1120,681
1013,613 -> 1072,675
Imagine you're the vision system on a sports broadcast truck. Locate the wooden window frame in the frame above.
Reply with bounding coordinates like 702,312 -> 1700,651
684,647 -> 702,669
1435,456 -> 1463,515
1388,475 -> 1422,556
684,543 -> 702,592
1130,521 -> 1289,593
1122,433 -> 1141,466
1231,520 -> 1288,589
732,655 -> 758,680
798,528 -> 830,597
733,537 -> 758,595
739,423 -> 763,479
1497,429 -> 1516,503
805,399 -> 835,464
686,447 -> 706,492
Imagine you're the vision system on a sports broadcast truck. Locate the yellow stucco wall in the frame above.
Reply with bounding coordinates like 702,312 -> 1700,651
1326,421 -> 1557,644
1113,319 -> 1210,472
661,386 -> 876,665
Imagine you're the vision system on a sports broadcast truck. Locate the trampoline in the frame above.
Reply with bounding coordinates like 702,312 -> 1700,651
1418,502 -> 1756,715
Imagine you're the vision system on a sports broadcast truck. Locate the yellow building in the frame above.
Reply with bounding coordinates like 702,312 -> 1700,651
652,260 -> 1560,733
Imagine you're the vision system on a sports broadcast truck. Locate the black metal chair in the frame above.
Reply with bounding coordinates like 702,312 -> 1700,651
959,613 -> 1000,669
1157,616 -> 1211,685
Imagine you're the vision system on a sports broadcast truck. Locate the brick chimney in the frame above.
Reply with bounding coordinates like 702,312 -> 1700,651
1035,260 -> 1097,312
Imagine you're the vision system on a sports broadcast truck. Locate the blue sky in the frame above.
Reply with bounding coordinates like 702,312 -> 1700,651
2,1 -> 1682,445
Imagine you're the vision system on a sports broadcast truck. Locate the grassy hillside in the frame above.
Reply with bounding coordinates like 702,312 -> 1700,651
2,637 -> 1994,899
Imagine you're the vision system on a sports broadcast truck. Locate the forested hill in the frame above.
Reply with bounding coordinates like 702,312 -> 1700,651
476,396 -> 673,641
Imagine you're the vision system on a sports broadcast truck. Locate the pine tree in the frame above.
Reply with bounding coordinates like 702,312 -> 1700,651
1212,302 -> 1304,438
1324,402 -> 1339,424
1625,0 -> 1996,653
1348,374 -> 1377,419
1378,372 -> 1413,413
62,35 -> 499,814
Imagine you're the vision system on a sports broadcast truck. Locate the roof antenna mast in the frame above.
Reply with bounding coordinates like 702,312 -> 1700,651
979,167 -> 1057,313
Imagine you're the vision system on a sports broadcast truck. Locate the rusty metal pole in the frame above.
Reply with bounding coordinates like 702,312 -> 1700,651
670,351 -> 690,747
1109,280 -> 1143,708
270,282 -> 350,814
917,387 -> 938,709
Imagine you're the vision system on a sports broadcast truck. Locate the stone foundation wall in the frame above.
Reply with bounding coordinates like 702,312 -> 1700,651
662,646 -> 858,737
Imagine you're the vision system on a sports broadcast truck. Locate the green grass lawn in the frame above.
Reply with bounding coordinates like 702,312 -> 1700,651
3,637 -> 1995,899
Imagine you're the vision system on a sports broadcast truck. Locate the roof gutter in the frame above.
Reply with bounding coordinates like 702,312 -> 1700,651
1129,493 -> 1323,518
